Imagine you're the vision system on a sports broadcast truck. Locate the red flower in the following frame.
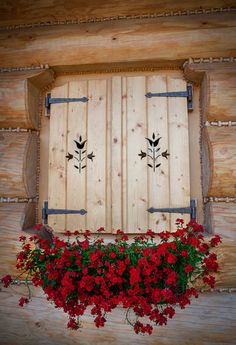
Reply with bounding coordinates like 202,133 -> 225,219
19,297 -> 29,307
67,318 -> 79,330
210,235 -> 222,247
203,275 -> 216,288
146,229 -> 156,238
130,267 -> 141,285
34,224 -> 42,231
1,274 -> 13,288
184,264 -> 194,273
167,253 -> 177,264
181,250 -> 189,258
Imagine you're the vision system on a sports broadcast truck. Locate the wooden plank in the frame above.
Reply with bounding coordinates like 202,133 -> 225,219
0,70 -> 54,129
207,70 -> 236,121
0,13 -> 235,68
48,83 -> 68,231
0,132 -> 37,198
205,202 -> 236,240
66,80 -> 87,231
126,76 -> 148,232
167,76 -> 190,228
122,77 -> 128,231
184,63 -> 236,121
86,79 -> 107,231
0,290 -> 236,345
203,127 -> 236,197
111,77 -> 122,231
0,203 -> 35,275
0,1 -> 235,27
146,74 -> 170,231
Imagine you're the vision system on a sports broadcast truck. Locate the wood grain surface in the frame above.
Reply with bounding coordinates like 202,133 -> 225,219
0,132 -> 37,198
202,127 -> 236,197
0,70 -> 54,129
0,13 -> 235,68
0,289 -> 235,345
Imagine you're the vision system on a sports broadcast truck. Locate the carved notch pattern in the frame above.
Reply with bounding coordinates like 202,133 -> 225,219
66,135 -> 95,173
138,132 -> 169,172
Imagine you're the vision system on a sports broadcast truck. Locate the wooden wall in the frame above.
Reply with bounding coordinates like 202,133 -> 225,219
0,3 -> 236,344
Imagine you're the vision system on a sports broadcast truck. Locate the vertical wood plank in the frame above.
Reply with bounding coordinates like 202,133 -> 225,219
167,76 -> 190,229
146,75 -> 170,231
126,76 -> 148,232
86,79 -> 107,231
106,78 -> 112,231
122,77 -> 128,232
48,83 -> 68,231
66,80 -> 87,231
111,77 -> 122,231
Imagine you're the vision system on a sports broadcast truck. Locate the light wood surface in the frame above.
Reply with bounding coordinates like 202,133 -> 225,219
0,132 -> 37,198
0,70 -> 54,129
0,203 -> 35,275
202,127 -> 236,197
184,62 -> 236,121
48,83 -> 68,231
47,72 -> 190,233
0,289 -> 235,345
147,75 -> 170,230
0,13 -> 235,68
205,202 -> 236,240
168,76 -> 190,228
0,0 -> 234,27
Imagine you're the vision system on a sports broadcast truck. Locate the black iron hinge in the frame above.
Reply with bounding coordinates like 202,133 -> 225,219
42,201 -> 87,225
147,199 -> 196,220
145,84 -> 193,110
45,93 -> 89,114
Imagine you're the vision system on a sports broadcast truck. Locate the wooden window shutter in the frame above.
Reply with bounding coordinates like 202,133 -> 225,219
47,73 -> 190,233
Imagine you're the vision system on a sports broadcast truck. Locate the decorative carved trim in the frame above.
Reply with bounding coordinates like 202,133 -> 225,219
204,121 -> 236,127
185,57 -> 236,65
0,64 -> 50,73
204,197 -> 236,203
0,128 -> 38,133
0,197 -> 37,203
0,7 -> 235,31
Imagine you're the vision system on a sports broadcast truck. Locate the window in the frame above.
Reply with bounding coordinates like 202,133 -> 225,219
39,71 -> 201,233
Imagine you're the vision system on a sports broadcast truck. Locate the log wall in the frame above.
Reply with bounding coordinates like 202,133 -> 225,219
0,132 -> 37,198
0,4 -> 236,345
0,70 -> 54,129
185,60 -> 236,237
0,13 -> 235,68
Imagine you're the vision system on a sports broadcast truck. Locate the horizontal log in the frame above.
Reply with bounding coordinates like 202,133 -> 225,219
0,70 -> 54,129
0,203 -> 35,275
205,202 -> 236,240
202,127 -> 236,197
0,13 -> 235,68
214,239 -> 236,288
0,0 -> 235,27
184,62 -> 236,121
0,290 -> 235,345
0,132 -> 37,198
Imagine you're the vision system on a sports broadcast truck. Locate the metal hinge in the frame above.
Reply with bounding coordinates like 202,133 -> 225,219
45,93 -> 89,114
147,199 -> 197,220
42,201 -> 87,225
145,84 -> 193,110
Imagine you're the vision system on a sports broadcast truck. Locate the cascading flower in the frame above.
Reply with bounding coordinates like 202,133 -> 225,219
1,219 -> 221,335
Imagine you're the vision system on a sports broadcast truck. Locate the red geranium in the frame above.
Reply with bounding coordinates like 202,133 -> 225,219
1,220 -> 221,335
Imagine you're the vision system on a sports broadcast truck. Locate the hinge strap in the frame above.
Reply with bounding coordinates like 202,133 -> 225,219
45,93 -> 88,114
42,201 -> 87,225
145,84 -> 193,110
147,199 -> 196,220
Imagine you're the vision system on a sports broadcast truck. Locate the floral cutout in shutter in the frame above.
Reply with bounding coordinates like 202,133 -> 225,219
138,132 -> 170,172
66,135 -> 95,173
